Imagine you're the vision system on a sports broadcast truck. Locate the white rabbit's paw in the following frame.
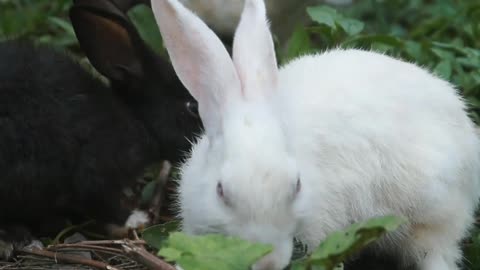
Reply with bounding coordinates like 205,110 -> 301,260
125,209 -> 150,229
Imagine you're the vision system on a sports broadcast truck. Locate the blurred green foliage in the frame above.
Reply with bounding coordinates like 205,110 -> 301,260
2,0 -> 478,120
0,0 -> 76,47
0,0 -> 162,55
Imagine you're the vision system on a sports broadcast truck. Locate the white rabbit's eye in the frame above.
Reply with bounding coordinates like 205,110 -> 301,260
217,182 -> 232,207
295,177 -> 301,194
216,182 -> 224,198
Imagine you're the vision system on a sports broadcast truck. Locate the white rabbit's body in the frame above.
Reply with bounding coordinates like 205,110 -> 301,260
277,50 -> 480,268
151,0 -> 480,269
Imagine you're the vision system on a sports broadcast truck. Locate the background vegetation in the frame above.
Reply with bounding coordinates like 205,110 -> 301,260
1,0 -> 479,269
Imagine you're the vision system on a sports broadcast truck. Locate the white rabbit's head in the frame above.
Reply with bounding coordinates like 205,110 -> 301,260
152,0 -> 302,268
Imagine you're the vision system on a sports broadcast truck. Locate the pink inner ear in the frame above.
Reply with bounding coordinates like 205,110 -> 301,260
217,182 -> 224,198
232,0 -> 279,100
296,178 -> 301,194
151,0 -> 242,138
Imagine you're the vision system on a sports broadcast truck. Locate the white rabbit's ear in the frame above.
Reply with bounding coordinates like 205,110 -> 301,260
151,0 -> 242,137
232,0 -> 278,100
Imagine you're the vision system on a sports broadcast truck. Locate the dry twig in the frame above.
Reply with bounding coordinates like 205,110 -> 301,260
14,236 -> 175,270
18,249 -> 120,270
121,241 -> 175,270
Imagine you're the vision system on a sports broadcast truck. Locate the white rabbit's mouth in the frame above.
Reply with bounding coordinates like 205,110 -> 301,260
250,237 -> 294,270
186,223 -> 229,236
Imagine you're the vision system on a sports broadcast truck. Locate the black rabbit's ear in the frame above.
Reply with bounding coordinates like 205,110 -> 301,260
70,0 -> 145,83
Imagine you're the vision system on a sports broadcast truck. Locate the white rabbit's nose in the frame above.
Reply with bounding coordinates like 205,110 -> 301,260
251,251 -> 288,270
249,239 -> 293,270
251,260 -> 272,270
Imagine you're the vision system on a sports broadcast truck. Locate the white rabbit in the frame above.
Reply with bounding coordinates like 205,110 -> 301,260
178,0 -> 353,40
151,0 -> 480,269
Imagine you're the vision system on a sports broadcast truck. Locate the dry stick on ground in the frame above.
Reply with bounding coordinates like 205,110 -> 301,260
49,244 -> 123,254
15,160 -> 177,270
123,230 -> 176,270
121,241 -> 176,270
18,249 -> 121,270
49,239 -> 146,248
40,235 -> 176,270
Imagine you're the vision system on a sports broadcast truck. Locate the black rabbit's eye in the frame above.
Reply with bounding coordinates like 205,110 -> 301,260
185,101 -> 199,118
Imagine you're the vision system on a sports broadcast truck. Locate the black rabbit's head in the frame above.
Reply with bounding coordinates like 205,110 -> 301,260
70,0 -> 203,163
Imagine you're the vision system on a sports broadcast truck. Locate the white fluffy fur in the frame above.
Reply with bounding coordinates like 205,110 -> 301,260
152,0 -> 480,269
179,0 -> 353,38
125,209 -> 149,228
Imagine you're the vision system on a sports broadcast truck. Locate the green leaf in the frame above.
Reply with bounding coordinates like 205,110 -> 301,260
292,260 -> 327,270
370,42 -> 394,53
159,232 -> 273,270
284,25 -> 312,62
293,216 -> 405,270
158,247 -> 183,261
433,60 -> 452,80
307,6 -> 338,29
343,34 -> 403,48
404,40 -> 423,60
48,17 -> 75,36
143,221 -> 180,250
311,216 -> 405,265
140,180 -> 157,205
307,5 -> 364,36
128,5 -> 164,55
457,57 -> 480,69
336,18 -> 364,36
431,48 -> 455,61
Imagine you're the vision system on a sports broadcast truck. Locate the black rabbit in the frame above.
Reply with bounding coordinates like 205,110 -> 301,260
0,0 -> 202,258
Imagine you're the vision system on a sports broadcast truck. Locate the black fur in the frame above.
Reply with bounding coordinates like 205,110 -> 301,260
0,0 -> 202,254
